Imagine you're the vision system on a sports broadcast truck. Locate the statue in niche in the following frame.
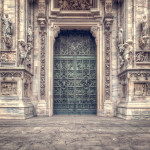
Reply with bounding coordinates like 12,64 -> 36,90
141,16 -> 149,37
139,16 -> 149,49
18,40 -> 27,66
1,14 -> 13,48
118,28 -> 124,45
105,0 -> 112,14
124,42 -> 133,67
27,25 -> 33,43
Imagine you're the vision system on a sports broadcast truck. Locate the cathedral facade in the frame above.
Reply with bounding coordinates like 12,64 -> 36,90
0,0 -> 150,119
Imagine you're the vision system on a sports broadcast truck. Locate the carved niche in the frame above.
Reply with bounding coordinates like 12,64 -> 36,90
1,14 -> 13,49
1,82 -> 17,96
58,0 -> 92,10
139,16 -> 149,49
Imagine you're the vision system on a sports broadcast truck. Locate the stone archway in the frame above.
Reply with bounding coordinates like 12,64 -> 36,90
46,22 -> 104,116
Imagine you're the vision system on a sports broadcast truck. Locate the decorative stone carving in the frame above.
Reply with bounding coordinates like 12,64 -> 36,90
1,14 -> 13,49
58,0 -> 92,10
0,71 -> 22,78
0,52 -> 16,64
135,52 -> 149,62
1,82 -> 17,95
18,40 -> 27,66
90,26 -> 99,45
27,26 -> 33,43
124,41 -> 133,68
134,83 -> 150,96
105,0 -> 113,15
139,16 -> 149,49
40,32 -> 46,99
104,17 -> 113,100
117,28 -> 125,68
53,26 -> 60,39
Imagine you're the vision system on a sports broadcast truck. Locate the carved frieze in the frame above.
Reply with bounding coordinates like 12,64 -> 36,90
1,14 -> 13,49
1,82 -> 17,96
0,52 -> 16,64
58,0 -> 92,10
0,72 -> 22,78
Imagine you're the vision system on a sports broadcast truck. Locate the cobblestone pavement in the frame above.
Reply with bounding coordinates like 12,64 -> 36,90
0,116 -> 150,150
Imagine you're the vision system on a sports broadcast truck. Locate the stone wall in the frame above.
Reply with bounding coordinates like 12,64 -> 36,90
0,0 -> 150,119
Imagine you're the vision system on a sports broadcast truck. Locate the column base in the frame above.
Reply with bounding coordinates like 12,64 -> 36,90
37,100 -> 47,116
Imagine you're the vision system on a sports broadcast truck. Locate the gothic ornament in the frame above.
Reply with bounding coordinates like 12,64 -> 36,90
1,14 -> 13,49
139,16 -> 149,49
104,17 -> 113,100
40,31 -> 46,99
58,0 -> 92,10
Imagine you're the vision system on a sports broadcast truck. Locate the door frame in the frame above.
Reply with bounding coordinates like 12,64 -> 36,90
46,21 -> 104,116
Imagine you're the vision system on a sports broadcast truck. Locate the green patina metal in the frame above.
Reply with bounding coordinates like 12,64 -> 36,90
54,30 -> 97,114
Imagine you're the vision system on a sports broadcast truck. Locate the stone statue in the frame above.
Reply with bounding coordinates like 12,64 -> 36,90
2,14 -> 13,36
141,16 -> 149,37
18,40 -> 27,66
118,28 -> 124,45
1,14 -> 13,48
27,26 -> 33,43
139,16 -> 149,49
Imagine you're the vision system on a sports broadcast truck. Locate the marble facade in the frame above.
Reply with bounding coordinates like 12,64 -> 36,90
0,0 -> 150,119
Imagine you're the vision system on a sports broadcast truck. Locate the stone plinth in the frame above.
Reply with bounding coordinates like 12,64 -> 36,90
0,68 -> 34,119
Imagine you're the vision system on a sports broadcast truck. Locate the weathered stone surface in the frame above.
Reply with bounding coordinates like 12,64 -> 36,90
0,116 -> 150,149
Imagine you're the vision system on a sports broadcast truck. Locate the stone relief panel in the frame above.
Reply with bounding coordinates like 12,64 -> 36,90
134,83 -> 150,96
135,52 -> 150,62
58,0 -> 92,10
1,82 -> 17,96
0,51 -> 16,65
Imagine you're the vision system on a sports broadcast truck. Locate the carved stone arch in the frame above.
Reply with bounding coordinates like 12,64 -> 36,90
47,23 -> 103,116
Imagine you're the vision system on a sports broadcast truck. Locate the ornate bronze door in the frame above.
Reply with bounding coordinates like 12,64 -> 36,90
54,30 -> 97,114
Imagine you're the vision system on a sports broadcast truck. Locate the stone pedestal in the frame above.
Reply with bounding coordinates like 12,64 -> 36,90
117,102 -> 150,120
0,68 -> 34,119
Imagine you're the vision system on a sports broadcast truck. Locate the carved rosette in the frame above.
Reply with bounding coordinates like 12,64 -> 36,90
104,17 -> 113,101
